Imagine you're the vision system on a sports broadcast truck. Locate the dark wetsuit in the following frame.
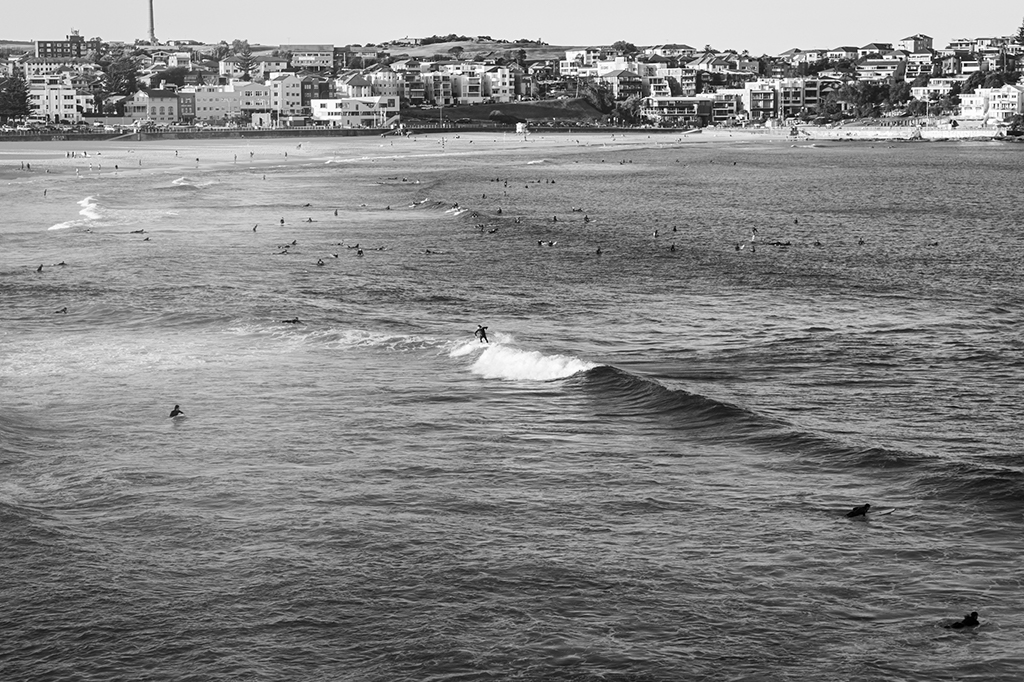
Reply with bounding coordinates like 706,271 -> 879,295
845,504 -> 870,518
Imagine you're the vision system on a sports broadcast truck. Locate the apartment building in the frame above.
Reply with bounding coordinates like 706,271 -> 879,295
26,74 -> 91,122
959,83 -> 1024,121
281,45 -> 334,72
309,96 -> 399,127
35,31 -> 101,59
640,96 -> 711,126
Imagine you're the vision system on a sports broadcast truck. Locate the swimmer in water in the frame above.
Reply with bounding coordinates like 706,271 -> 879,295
169,404 -> 184,418
946,612 -> 979,629
475,325 -> 489,344
845,504 -> 870,518
282,317 -> 301,324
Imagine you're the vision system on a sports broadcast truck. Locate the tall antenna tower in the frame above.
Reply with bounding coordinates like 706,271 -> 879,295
148,0 -> 158,45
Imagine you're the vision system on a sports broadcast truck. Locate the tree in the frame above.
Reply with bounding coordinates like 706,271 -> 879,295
153,67 -> 190,88
613,95 -> 643,125
0,72 -> 31,122
611,40 -> 638,55
1007,113 -> 1023,135
237,43 -> 256,81
887,80 -> 912,106
961,71 -> 986,94
982,71 -> 1008,89
581,81 -> 614,114
906,99 -> 928,116
211,42 -> 231,60
106,54 -> 141,96
1015,16 -> 1024,45
447,46 -> 465,59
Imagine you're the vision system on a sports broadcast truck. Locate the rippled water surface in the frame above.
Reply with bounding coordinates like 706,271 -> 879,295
1,134 -> 1022,681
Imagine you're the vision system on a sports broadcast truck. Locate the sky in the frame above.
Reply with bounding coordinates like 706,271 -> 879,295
3,0 -> 1022,56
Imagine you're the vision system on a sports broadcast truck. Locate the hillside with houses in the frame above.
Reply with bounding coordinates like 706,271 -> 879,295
1,26 -> 1023,132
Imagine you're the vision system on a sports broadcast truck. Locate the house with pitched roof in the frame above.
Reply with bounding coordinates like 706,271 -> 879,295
126,89 -> 179,123
643,44 -> 697,59
827,47 -> 859,61
897,35 -> 933,53
858,43 -> 893,58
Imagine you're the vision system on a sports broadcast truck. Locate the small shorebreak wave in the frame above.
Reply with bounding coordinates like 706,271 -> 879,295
48,196 -> 101,231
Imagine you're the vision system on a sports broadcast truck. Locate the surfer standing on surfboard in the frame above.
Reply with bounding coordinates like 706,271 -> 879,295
475,325 -> 489,344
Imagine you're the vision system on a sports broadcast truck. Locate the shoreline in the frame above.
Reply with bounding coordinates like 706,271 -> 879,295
1,124 -> 1013,146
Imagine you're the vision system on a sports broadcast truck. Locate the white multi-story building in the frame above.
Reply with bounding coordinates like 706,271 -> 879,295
905,52 -> 936,80
236,81 -> 272,113
268,72 -> 303,115
643,44 -> 697,59
281,44 -> 334,72
309,96 -> 399,127
254,55 -> 289,79
167,52 -> 193,70
451,73 -> 484,104
20,57 -> 97,78
26,74 -> 91,122
182,84 -> 242,122
363,66 -> 402,99
483,66 -> 514,102
959,83 -> 1024,122
910,76 -> 969,101
596,56 -> 640,76
856,59 -> 906,81
421,72 -> 453,106
897,34 -> 933,53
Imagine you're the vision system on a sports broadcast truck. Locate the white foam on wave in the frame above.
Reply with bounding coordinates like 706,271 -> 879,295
172,176 -> 191,185
78,196 -> 101,220
526,159 -> 550,165
49,196 -> 101,230
455,341 -> 597,381
225,323 -> 435,353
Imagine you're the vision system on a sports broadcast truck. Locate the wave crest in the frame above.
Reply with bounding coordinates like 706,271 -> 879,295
451,342 -> 597,381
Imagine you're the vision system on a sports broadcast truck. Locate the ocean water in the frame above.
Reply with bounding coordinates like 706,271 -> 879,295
1,133 -> 1022,681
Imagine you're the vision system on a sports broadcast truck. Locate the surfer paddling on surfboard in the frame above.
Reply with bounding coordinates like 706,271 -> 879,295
169,404 -> 184,418
945,612 -> 980,629
845,503 -> 896,518
846,504 -> 870,518
475,325 -> 489,344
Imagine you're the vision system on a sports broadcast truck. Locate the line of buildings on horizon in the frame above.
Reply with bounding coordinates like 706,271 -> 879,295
3,29 -> 1024,129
